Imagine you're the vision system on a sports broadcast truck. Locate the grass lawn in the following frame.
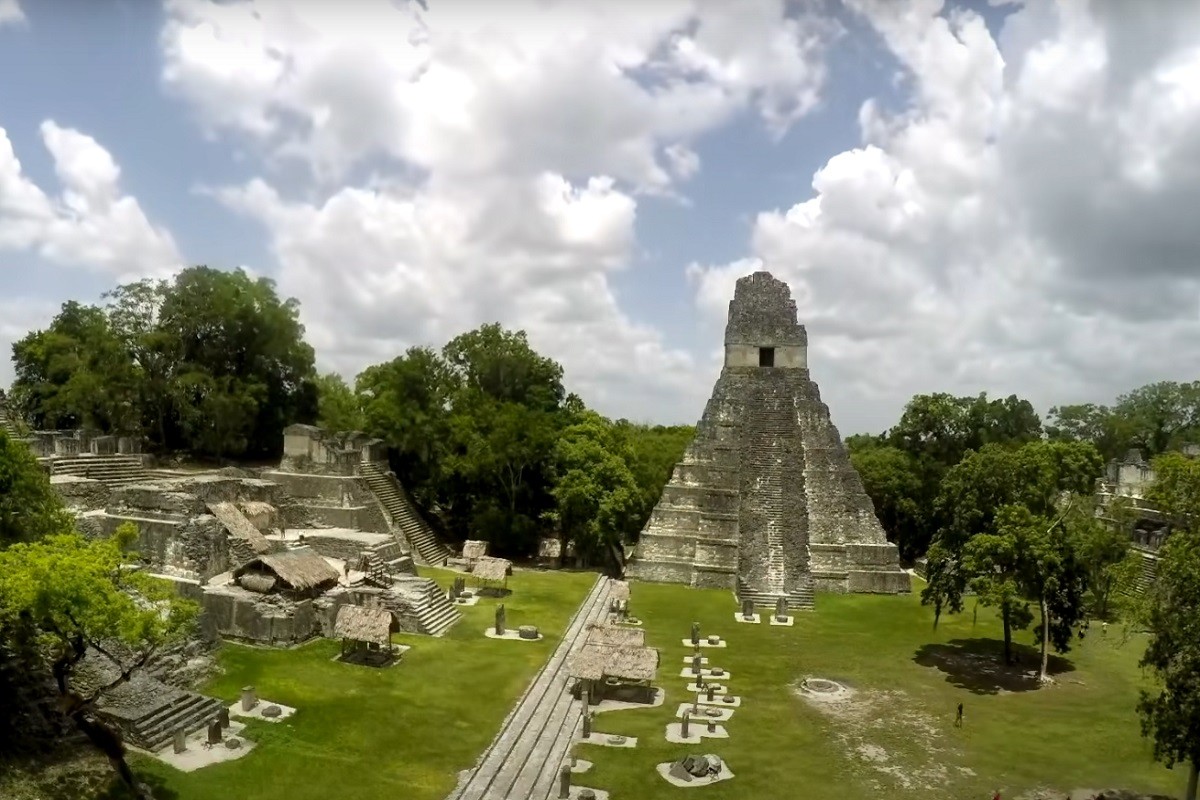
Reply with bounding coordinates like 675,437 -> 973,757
576,577 -> 1182,800
132,567 -> 598,800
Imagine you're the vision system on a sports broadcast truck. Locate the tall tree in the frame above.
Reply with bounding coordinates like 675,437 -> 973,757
0,431 -> 73,548
1045,402 -> 1133,461
1113,381 -> 1200,458
848,440 -> 926,560
0,525 -> 197,798
314,373 -> 365,433
1137,528 -> 1200,800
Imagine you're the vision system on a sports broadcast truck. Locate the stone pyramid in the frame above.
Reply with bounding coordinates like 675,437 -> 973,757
625,271 -> 909,607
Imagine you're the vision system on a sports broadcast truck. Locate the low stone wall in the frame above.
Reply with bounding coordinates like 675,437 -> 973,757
50,475 -> 110,510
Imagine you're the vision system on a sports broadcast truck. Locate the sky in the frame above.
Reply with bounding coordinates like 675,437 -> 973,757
1,0 -> 1199,436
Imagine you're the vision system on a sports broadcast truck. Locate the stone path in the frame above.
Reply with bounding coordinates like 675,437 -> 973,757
446,575 -> 615,800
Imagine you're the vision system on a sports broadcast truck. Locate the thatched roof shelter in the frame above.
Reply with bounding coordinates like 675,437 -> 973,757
569,642 -> 659,683
472,556 -> 511,583
233,546 -> 339,593
335,605 -> 394,648
585,623 -> 645,648
462,540 -> 489,561
237,573 -> 277,593
208,501 -> 270,554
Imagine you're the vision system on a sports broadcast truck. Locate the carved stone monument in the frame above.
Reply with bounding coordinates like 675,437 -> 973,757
173,729 -> 187,753
495,604 -> 506,636
741,598 -> 754,619
240,685 -> 257,712
626,271 -> 909,604
775,596 -> 788,621
690,622 -> 700,645
207,720 -> 222,745
681,710 -> 691,739
559,763 -> 572,799
582,710 -> 592,738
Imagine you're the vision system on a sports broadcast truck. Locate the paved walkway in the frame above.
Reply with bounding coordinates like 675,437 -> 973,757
447,575 -> 615,800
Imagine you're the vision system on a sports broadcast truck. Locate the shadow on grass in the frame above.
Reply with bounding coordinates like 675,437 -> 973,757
913,638 -> 1075,695
96,771 -> 180,800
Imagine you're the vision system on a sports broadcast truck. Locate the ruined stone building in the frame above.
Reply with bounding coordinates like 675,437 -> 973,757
625,271 -> 909,608
1095,445 -> 1200,594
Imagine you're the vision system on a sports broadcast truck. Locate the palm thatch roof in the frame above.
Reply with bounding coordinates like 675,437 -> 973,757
335,605 -> 394,647
472,556 -> 511,583
569,642 -> 659,682
462,540 -> 489,560
207,501 -> 270,554
609,580 -> 630,603
233,546 -> 340,592
585,623 -> 645,648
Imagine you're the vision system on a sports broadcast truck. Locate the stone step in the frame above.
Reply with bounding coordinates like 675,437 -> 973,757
127,692 -> 225,752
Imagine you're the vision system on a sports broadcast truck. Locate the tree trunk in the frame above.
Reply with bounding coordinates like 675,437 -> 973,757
1002,605 -> 1013,665
1186,759 -> 1197,800
1039,593 -> 1051,682
73,712 -> 151,799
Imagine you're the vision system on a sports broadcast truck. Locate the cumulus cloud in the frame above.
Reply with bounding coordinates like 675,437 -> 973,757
0,0 -> 24,28
689,0 -> 1200,434
0,121 -> 181,281
162,0 -> 838,419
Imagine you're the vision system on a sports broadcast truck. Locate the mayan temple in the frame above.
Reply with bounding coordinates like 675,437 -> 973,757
625,271 -> 910,608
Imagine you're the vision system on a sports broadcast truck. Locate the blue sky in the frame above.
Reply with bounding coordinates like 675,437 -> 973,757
1,0 -> 1196,435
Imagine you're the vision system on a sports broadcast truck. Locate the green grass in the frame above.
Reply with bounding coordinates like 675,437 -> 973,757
577,578 -> 1182,800
134,567 -> 597,800
132,571 -> 1183,800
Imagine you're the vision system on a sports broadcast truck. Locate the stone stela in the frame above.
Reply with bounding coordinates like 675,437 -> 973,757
625,270 -> 910,608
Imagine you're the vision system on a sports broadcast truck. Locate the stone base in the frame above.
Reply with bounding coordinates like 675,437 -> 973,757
696,694 -> 741,708
566,788 -> 608,800
675,703 -> 734,722
769,615 -> 795,626
685,682 -> 727,695
139,720 -> 255,772
229,700 -> 296,723
664,722 -> 729,744
655,757 -> 735,788
453,595 -> 481,606
680,638 -> 726,648
680,655 -> 710,665
484,627 -> 544,641
734,613 -> 760,624
578,732 -> 637,748
680,668 -> 730,680
593,687 -> 665,714
570,759 -> 593,774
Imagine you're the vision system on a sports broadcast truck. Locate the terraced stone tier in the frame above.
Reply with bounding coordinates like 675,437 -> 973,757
446,576 -> 614,800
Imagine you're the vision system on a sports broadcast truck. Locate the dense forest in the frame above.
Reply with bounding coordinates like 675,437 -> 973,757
4,266 -> 1200,796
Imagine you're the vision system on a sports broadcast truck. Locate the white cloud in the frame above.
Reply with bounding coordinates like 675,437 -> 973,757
162,0 -> 837,419
689,0 -> 1200,434
0,0 -> 24,28
0,121 -> 181,282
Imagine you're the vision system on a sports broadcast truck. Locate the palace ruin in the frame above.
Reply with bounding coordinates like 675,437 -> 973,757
625,270 -> 909,607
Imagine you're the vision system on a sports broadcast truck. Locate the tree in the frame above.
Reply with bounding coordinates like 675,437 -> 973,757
1045,402 -> 1133,461
547,412 -> 641,566
922,440 -> 1103,665
1113,381 -> 1200,458
848,441 -> 926,560
1074,496 -> 1139,619
0,430 -> 74,547
0,525 -> 197,798
615,422 -> 694,536
1137,528 -> 1200,800
1145,451 -> 1200,524
442,323 -> 565,412
315,373 -> 364,433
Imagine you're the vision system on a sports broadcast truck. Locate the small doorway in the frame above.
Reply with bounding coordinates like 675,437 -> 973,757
759,347 -> 775,367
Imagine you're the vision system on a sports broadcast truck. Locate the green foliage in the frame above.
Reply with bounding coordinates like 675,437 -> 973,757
615,421 -> 693,536
314,373 -> 365,433
546,412 -> 640,565
1145,451 -> 1200,522
923,441 -> 1102,669
10,267 -> 319,459
1137,529 -> 1200,794
0,432 -> 72,548
1049,381 -> 1200,461
1074,497 -> 1138,619
848,440 -> 925,560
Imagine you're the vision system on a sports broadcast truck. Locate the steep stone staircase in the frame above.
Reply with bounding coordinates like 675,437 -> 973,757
50,455 -> 152,487
414,580 -> 461,636
366,540 -> 414,576
95,676 -> 225,753
360,462 -> 454,566
736,379 -> 815,611
737,577 -> 816,611
1132,550 -> 1159,596
0,405 -> 18,439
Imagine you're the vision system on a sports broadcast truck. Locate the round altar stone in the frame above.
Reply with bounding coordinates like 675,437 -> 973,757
707,634 -> 720,644
518,625 -> 540,640
225,738 -> 242,749
578,790 -> 597,800
607,735 -> 627,745
262,705 -> 282,718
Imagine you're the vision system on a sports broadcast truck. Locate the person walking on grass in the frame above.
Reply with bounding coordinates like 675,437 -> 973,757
955,702 -> 964,727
